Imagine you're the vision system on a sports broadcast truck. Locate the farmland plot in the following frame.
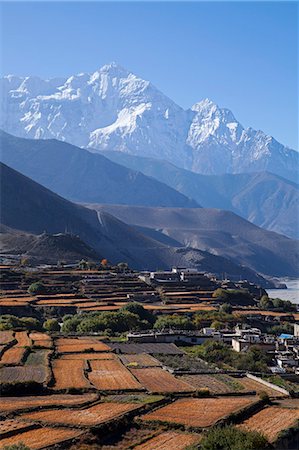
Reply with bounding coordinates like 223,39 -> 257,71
52,359 -> 91,390
60,352 -> 116,360
120,353 -> 162,368
56,337 -> 111,353
30,333 -> 53,349
0,346 -> 27,365
135,431 -> 202,450
238,406 -> 299,442
180,374 -> 243,394
238,377 -> 286,398
0,426 -> 83,449
22,402 -> 142,427
0,331 -> 15,345
0,393 -> 98,413
0,365 -> 48,384
130,368 -> 194,393
141,397 -> 258,428
15,331 -> 31,347
89,360 -> 142,391
0,419 -> 37,438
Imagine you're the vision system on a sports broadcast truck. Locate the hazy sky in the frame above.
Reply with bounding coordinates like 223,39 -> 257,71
1,1 -> 297,149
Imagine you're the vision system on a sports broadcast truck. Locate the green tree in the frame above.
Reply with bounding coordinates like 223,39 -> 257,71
61,317 -> 82,333
259,295 -> 273,310
28,281 -> 46,295
154,314 -> 195,330
219,303 -> 233,314
200,425 -> 267,450
120,302 -> 155,325
43,318 -> 60,332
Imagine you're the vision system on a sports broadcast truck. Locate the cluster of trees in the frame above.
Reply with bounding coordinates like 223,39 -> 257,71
188,340 -> 272,372
27,281 -> 47,295
0,315 -> 42,332
259,295 -> 296,312
62,303 -> 155,334
212,289 -> 254,306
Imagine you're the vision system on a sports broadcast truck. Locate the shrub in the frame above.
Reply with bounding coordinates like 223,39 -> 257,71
120,302 -> 155,325
43,318 -> 60,332
200,425 -> 268,450
2,444 -> 31,450
154,314 -> 195,330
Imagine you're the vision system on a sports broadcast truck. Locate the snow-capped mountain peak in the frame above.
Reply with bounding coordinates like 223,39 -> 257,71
0,63 -> 297,181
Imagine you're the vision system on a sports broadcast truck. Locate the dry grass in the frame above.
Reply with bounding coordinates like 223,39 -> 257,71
141,397 -> 258,428
22,402 -> 142,427
130,368 -> 194,393
0,426 -> 83,449
0,393 -> 98,413
89,360 -> 142,391
238,406 -> 299,442
180,374 -> 242,394
52,359 -> 91,390
135,431 -> 202,450
120,353 -> 161,367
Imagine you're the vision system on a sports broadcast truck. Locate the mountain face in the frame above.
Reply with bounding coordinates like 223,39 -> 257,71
0,162 -> 279,286
0,131 -> 198,208
100,151 -> 299,240
1,63 -> 297,181
90,204 -> 299,279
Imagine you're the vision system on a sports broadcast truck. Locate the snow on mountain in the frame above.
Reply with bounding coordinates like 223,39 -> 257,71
1,62 -> 297,181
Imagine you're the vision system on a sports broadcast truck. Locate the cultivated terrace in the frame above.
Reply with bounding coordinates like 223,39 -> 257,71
0,262 -> 298,449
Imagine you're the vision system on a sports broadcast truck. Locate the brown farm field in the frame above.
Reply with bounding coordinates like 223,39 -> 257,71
0,331 -> 15,345
130,368 -> 195,393
56,337 -> 111,353
0,346 -> 27,365
0,365 -> 49,384
0,393 -> 98,413
180,374 -> 244,394
120,353 -> 162,367
238,406 -> 299,442
21,402 -> 142,427
52,359 -> 91,390
0,426 -> 83,449
89,360 -> 143,391
15,331 -> 31,347
238,377 -> 286,398
59,352 -> 116,360
135,431 -> 202,450
0,419 -> 36,438
140,396 -> 258,428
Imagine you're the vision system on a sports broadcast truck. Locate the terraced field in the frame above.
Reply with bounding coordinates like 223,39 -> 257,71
140,396 -> 258,428
130,368 -> 194,393
56,337 -> 111,353
120,353 -> 162,367
52,359 -> 91,390
238,406 -> 299,442
180,374 -> 244,394
238,377 -> 286,398
22,402 -> 142,427
59,352 -> 116,360
135,431 -> 202,449
0,426 -> 83,449
0,393 -> 98,413
89,360 -> 143,391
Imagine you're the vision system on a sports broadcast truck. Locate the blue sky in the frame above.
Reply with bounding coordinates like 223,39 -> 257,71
1,1 -> 297,149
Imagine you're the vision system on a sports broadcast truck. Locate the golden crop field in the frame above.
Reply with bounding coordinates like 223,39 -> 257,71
130,368 -> 194,393
52,359 -> 91,390
0,426 -> 83,449
0,393 -> 98,413
22,402 -> 142,427
141,397 -> 258,428
238,406 -> 299,442
89,360 -> 142,391
135,431 -> 202,450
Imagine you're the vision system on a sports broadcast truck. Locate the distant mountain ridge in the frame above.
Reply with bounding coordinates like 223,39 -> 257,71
100,150 -> 299,239
0,162 -> 283,287
0,131 -> 198,208
1,63 -> 298,181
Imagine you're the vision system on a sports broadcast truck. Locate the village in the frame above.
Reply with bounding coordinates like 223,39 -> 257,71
0,262 -> 298,449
